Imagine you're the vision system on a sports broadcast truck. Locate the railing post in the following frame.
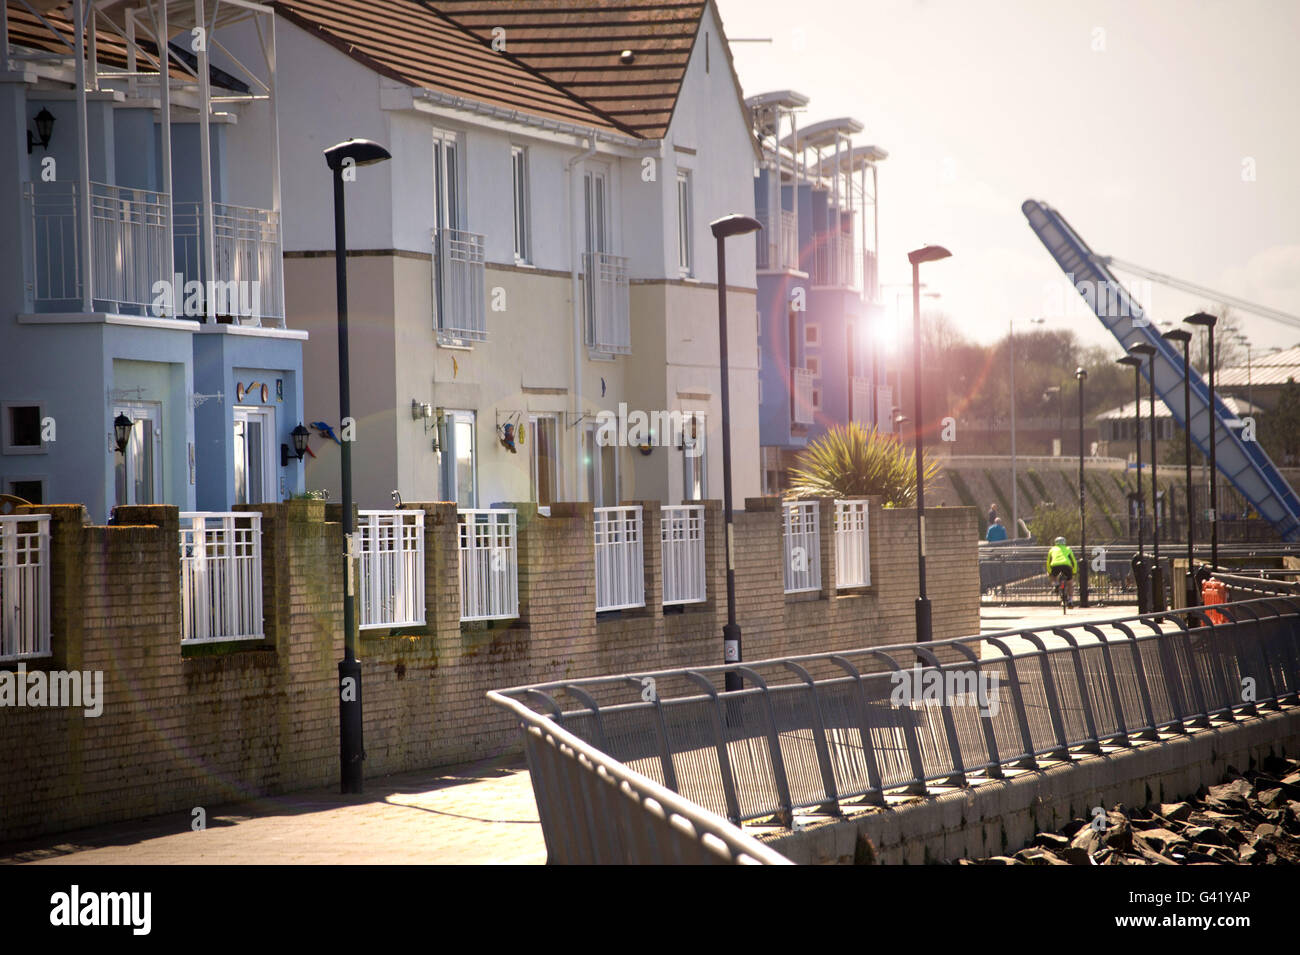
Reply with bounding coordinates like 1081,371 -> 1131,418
782,661 -> 841,815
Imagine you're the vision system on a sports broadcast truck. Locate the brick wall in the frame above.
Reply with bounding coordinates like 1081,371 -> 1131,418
0,498 -> 978,842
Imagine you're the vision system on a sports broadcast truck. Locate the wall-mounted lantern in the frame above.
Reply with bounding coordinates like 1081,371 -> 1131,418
28,107 -> 54,154
113,413 -> 132,454
282,422 -> 311,466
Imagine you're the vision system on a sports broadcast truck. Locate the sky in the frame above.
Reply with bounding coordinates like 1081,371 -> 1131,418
715,0 -> 1300,356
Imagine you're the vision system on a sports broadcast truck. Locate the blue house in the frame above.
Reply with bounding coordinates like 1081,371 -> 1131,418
749,93 -> 888,494
0,1 -> 304,521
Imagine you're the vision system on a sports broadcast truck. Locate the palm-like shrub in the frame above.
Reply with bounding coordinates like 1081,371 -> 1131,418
785,423 -> 940,507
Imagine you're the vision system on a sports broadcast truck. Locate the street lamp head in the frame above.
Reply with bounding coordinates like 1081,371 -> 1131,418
709,213 -> 763,239
1128,342 -> 1156,358
1116,355 -> 1142,368
1184,311 -> 1217,328
323,138 -> 391,171
1074,366 -> 1088,380
1162,328 -> 1192,345
908,244 -> 951,266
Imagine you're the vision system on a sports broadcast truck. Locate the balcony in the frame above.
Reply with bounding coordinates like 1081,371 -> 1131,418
584,251 -> 631,355
851,376 -> 873,426
792,367 -> 816,426
25,180 -> 169,315
433,227 -> 487,343
756,208 -> 797,271
174,202 -> 284,326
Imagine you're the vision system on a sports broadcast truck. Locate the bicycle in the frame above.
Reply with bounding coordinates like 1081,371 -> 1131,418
1050,568 -> 1069,613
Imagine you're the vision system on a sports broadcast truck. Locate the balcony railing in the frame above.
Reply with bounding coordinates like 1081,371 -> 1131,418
0,515 -> 51,661
594,505 -> 644,612
792,367 -> 816,426
357,510 -> 425,630
838,233 -> 855,288
661,504 -> 706,606
25,180 -> 169,314
584,251 -> 631,355
782,501 -> 821,594
834,499 -> 870,589
756,208 -> 798,271
458,509 -> 519,622
876,384 -> 894,431
433,227 -> 487,343
179,512 -> 263,645
851,376 -> 873,426
174,201 -> 284,326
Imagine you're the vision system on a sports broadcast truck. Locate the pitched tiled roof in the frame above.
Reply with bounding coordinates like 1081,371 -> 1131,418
273,0 -> 630,135
1217,344 -> 1300,388
429,0 -> 708,139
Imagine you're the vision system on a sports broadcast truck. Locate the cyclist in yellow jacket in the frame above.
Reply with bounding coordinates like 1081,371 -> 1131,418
1046,536 -> 1078,608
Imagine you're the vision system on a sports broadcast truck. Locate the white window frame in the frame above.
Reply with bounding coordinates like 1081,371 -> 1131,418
511,145 -> 531,265
806,356 -> 821,377
681,411 -> 707,501
3,474 -> 48,503
812,388 -> 822,410
2,402 -> 48,455
233,405 -> 277,505
805,323 -> 820,346
584,167 -> 610,256
113,400 -> 163,507
442,409 -> 478,508
676,169 -> 693,277
432,128 -> 462,232
528,413 -> 560,510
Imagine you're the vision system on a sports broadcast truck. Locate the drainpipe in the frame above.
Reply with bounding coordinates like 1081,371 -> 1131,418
567,133 -> 598,501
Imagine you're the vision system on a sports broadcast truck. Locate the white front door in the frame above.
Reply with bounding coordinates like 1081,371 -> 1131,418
233,405 -> 276,505
114,401 -> 162,507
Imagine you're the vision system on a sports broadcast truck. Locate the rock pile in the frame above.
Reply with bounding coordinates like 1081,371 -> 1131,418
959,755 -> 1300,865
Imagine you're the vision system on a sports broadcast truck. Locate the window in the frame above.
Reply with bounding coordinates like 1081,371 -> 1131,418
2,403 -> 46,454
511,145 -> 530,264
584,423 -> 620,507
529,413 -> 559,507
682,412 -> 706,501
113,401 -> 162,507
676,170 -> 693,276
805,323 -> 820,346
584,169 -> 608,255
812,389 -> 822,410
806,357 -> 821,377
441,410 -> 477,508
433,130 -> 461,232
4,477 -> 44,504
233,406 -> 276,505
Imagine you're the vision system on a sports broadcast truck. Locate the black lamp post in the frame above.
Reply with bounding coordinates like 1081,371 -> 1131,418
1117,352 -> 1148,610
1185,311 -> 1218,570
113,413 -> 132,455
1074,367 -> 1088,607
324,137 -> 391,794
1130,342 -> 1160,610
907,244 -> 952,642
1162,327 -> 1196,606
710,213 -> 762,692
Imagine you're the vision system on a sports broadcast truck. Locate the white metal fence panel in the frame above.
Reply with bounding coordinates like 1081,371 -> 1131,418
0,515 -> 51,660
834,499 -> 871,589
358,510 -> 425,630
459,509 -> 519,621
595,505 -> 645,612
782,501 -> 821,594
179,512 -> 263,645
851,376 -> 873,426
584,251 -> 631,354
174,201 -> 284,326
434,227 -> 487,342
661,505 -> 706,606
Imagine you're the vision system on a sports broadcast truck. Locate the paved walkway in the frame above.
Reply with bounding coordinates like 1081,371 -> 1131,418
0,759 -> 546,866
1,603 -> 1142,866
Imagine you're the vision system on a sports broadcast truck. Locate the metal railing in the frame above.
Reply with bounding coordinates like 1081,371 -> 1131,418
458,509 -> 519,622
0,515 -> 51,661
851,376 -> 872,426
488,689 -> 793,864
433,227 -> 487,342
876,385 -> 893,432
661,505 -> 706,606
357,510 -> 425,630
980,544 -> 1145,605
782,501 -> 821,594
179,512 -> 263,645
25,180 -> 170,313
791,367 -> 815,426
173,201 -> 284,325
834,500 -> 870,588
493,592 -> 1300,827
595,505 -> 644,612
756,208 -> 798,271
584,251 -> 631,355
